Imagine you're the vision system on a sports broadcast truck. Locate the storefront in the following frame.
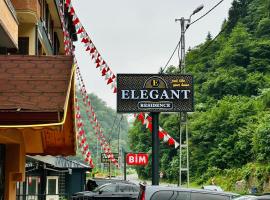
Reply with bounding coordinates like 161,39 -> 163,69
16,156 -> 91,200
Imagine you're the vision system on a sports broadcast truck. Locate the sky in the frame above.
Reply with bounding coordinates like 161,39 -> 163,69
73,0 -> 234,109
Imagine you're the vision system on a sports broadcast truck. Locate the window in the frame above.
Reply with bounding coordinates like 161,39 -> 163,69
150,191 -> 175,200
99,184 -> 117,193
132,185 -> 139,192
118,185 -> 136,192
47,176 -> 58,195
190,192 -> 230,200
175,191 -> 189,200
26,176 -> 40,198
28,179 -> 37,195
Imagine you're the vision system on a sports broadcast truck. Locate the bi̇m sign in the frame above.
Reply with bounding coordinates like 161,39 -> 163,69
126,153 -> 149,166
117,74 -> 194,113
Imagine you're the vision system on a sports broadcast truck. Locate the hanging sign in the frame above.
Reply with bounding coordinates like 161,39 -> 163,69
117,74 -> 194,113
101,153 -> 119,163
126,153 -> 148,166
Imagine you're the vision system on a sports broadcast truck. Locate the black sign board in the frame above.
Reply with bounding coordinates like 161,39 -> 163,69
117,74 -> 194,113
101,153 -> 119,163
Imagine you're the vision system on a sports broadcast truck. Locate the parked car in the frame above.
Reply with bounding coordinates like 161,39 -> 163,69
86,178 -> 133,191
138,184 -> 240,200
233,195 -> 270,200
232,195 -> 257,200
202,185 -> 224,192
72,182 -> 139,200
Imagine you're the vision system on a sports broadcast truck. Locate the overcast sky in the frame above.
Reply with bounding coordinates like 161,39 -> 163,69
73,0 -> 234,109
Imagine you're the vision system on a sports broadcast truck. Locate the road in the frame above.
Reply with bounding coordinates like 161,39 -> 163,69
124,173 -> 178,187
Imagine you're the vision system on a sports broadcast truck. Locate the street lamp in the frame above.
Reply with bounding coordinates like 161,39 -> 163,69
175,4 -> 204,188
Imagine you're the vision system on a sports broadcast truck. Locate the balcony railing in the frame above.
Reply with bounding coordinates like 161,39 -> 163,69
37,20 -> 53,55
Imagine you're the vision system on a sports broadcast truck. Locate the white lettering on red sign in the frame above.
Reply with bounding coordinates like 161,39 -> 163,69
126,153 -> 148,166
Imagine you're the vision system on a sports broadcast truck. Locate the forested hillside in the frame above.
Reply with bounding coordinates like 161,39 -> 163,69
128,0 -> 270,193
75,93 -> 129,168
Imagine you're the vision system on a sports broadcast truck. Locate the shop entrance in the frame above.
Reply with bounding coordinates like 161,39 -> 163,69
0,144 -> 5,200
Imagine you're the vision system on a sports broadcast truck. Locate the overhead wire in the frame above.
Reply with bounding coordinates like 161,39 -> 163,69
189,0 -> 225,26
162,0 -> 225,73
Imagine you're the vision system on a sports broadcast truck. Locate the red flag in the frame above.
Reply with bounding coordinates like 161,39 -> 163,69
81,37 -> 89,43
73,18 -> 80,25
148,123 -> 153,132
107,78 -> 113,85
168,138 -> 175,145
101,68 -> 107,76
90,47 -> 96,54
158,131 -> 164,139
65,0 -> 71,7
137,113 -> 144,123
69,7 -> 75,15
95,58 -> 100,64
77,27 -> 84,34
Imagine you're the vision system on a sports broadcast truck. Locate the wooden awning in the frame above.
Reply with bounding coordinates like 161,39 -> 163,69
0,55 -> 76,156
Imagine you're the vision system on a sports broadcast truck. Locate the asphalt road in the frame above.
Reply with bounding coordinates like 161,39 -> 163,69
124,173 -> 177,187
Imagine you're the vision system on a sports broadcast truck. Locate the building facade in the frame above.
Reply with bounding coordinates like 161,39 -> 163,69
0,0 -> 78,200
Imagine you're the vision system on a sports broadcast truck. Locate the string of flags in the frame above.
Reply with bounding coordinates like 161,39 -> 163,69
136,113 -> 180,149
75,98 -> 95,168
59,1 -> 119,168
57,1 -> 96,167
76,63 -> 119,168
59,0 -> 181,165
58,1 -> 73,55
65,0 -> 117,93
58,1 -> 101,168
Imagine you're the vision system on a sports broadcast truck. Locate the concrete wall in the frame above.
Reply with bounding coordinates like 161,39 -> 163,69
19,23 -> 36,55
0,0 -> 18,47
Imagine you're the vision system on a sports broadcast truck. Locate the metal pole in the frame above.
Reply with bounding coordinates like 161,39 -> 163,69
151,112 -> 160,185
178,17 -> 189,187
186,117 -> 189,187
109,140 -> 111,179
178,113 -> 182,186
97,136 -> 99,169
124,151 -> 127,181
180,17 -> 186,73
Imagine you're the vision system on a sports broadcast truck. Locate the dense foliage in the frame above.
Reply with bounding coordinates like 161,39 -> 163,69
128,0 -> 270,191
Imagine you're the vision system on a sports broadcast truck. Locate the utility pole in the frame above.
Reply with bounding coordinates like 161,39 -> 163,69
175,4 -> 204,188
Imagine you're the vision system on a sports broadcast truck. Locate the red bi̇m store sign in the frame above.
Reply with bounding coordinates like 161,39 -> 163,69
126,153 -> 148,166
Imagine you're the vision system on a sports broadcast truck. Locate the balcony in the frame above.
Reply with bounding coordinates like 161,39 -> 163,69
0,0 -> 18,48
11,0 -> 40,23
